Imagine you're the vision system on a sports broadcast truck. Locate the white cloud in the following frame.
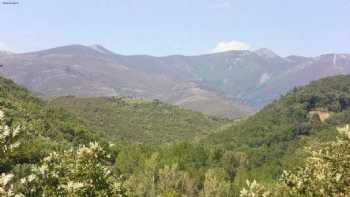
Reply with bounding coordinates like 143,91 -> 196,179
210,0 -> 232,9
0,42 -> 12,51
210,40 -> 251,53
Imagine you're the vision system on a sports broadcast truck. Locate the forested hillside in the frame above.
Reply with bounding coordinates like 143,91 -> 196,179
0,76 -> 107,171
1,75 -> 350,196
204,75 -> 350,182
50,96 -> 228,143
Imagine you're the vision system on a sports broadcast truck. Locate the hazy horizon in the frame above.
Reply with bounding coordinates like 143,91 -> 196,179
1,0 -> 349,56
3,43 -> 350,59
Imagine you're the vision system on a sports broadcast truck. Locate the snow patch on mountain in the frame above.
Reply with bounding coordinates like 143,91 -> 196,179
89,45 -> 110,54
259,73 -> 271,85
228,65 -> 234,71
254,48 -> 279,59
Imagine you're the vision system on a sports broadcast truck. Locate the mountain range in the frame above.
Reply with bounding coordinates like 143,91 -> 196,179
0,45 -> 349,118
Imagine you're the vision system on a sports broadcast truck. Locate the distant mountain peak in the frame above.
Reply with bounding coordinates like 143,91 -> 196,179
89,44 -> 112,55
254,48 -> 279,58
0,50 -> 14,56
27,44 -> 116,57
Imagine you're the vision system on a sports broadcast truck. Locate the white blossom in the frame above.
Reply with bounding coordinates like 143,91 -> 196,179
0,110 -> 5,120
0,173 -> 14,186
64,181 -> 85,192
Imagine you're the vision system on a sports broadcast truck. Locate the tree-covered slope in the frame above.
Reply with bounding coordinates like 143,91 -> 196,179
50,96 -> 229,143
2,74 -> 350,196
204,75 -> 350,173
0,76 -> 105,170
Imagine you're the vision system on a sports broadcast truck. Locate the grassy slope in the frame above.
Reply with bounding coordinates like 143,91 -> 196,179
50,96 -> 229,144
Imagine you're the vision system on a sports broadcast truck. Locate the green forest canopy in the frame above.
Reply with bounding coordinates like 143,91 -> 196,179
1,75 -> 350,196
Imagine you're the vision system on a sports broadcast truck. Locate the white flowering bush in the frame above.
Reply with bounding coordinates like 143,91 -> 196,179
281,128 -> 350,197
17,142 -> 128,196
0,109 -> 22,157
0,109 -> 24,197
201,168 -> 231,197
239,180 -> 271,197
0,173 -> 18,197
0,108 -> 127,196
240,125 -> 350,197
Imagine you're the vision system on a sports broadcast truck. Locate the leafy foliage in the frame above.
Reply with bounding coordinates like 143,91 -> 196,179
239,127 -> 350,197
0,103 -> 127,196
17,142 -> 127,197
280,130 -> 350,196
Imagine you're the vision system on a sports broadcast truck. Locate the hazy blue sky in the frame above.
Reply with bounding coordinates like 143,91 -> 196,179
0,0 -> 349,56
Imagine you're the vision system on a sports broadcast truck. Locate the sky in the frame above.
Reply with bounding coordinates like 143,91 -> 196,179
0,0 -> 349,56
